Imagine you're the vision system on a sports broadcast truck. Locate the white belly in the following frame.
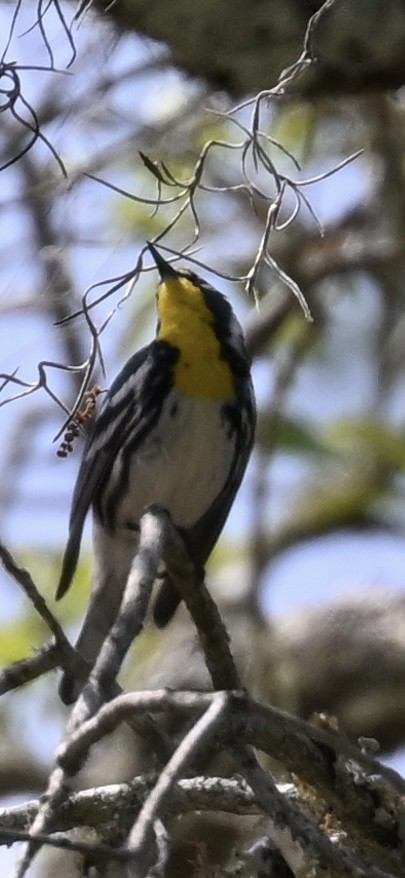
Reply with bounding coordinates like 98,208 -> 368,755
112,390 -> 235,530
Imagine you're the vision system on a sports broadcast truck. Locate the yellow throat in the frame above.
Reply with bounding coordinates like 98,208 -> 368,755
156,275 -> 234,400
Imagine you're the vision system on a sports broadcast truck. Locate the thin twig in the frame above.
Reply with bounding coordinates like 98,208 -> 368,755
125,692 -> 229,876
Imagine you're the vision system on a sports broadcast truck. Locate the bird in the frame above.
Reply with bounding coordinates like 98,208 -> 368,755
56,243 -> 256,703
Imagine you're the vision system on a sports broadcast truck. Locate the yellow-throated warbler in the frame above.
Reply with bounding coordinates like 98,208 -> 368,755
56,243 -> 256,703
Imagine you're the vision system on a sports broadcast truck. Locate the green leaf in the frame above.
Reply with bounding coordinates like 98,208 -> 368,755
257,414 -> 330,456
325,419 -> 405,469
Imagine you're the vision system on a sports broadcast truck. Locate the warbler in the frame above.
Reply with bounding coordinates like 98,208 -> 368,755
56,243 -> 256,703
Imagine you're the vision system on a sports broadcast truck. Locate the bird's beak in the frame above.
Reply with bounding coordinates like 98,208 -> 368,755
147,242 -> 179,280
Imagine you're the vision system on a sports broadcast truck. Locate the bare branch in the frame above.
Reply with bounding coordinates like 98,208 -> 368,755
0,539 -> 76,661
0,643 -> 61,696
0,775 -> 264,841
125,692 -> 229,875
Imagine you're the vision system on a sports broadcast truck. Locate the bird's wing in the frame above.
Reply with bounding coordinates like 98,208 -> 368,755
185,388 -> 255,565
56,342 -> 177,600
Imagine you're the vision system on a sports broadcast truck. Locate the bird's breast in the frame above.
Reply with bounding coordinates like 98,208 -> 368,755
114,389 -> 236,530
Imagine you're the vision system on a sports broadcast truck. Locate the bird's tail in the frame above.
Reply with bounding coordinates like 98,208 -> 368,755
152,576 -> 181,628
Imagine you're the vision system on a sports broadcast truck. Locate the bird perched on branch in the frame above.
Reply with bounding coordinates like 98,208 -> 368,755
56,243 -> 256,703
